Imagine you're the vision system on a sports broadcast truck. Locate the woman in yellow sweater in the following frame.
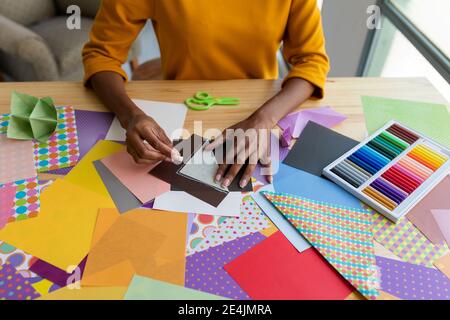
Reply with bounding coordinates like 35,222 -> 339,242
83,0 -> 329,188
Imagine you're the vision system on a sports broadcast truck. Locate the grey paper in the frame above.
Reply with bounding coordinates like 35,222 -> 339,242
93,160 -> 143,213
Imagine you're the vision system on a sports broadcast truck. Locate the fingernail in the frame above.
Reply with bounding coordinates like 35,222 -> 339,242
267,176 -> 273,183
171,149 -> 183,163
215,174 -> 222,182
240,179 -> 247,188
222,178 -> 230,187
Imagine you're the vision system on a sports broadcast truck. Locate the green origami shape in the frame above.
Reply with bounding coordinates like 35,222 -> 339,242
6,91 -> 58,143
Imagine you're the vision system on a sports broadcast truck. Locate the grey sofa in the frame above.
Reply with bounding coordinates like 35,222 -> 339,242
0,0 -> 141,81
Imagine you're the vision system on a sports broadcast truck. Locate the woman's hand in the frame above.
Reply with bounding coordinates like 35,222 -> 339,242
125,113 -> 182,165
205,113 -> 274,188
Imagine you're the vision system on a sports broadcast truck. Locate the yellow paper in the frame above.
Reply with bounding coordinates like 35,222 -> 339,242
0,179 -> 114,270
434,253 -> 450,279
259,222 -> 278,237
82,208 -> 187,287
65,140 -> 124,197
38,284 -> 127,300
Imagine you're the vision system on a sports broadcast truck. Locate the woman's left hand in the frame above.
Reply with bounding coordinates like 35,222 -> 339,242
205,113 -> 274,188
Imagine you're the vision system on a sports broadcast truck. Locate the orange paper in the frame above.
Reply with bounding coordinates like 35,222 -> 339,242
82,208 -> 187,287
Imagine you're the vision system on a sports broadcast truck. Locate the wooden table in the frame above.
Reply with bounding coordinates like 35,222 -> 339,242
1,77 -> 448,143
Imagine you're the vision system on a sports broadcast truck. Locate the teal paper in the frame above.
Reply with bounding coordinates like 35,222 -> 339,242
7,92 -> 58,143
125,275 -> 229,300
362,96 -> 450,148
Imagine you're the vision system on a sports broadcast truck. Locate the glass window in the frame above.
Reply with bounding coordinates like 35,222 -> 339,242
390,0 -> 450,58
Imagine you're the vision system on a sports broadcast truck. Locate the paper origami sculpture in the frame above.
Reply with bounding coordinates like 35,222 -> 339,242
263,191 -> 380,300
7,92 -> 58,143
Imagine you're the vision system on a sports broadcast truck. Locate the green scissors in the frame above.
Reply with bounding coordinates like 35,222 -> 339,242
185,91 -> 240,111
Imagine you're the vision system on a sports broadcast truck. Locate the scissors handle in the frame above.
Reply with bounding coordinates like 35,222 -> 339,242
184,98 -> 213,111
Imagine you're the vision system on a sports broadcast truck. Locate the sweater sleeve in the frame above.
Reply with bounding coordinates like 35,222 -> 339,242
82,0 -> 154,85
282,0 -> 330,98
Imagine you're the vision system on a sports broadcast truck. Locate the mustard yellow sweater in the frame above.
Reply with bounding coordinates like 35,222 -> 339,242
82,0 -> 329,97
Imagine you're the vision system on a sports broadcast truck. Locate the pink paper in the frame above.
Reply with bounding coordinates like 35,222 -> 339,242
431,209 -> 450,247
0,185 -> 17,229
278,106 -> 347,138
0,135 -> 36,184
101,150 -> 170,203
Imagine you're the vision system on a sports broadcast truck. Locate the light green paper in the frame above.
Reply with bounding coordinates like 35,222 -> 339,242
124,275 -> 229,300
7,91 -> 58,143
362,96 -> 450,148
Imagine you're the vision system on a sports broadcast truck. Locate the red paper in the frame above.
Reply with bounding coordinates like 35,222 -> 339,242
224,232 -> 354,300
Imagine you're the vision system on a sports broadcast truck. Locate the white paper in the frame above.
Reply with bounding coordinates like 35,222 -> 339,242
105,99 -> 187,141
252,184 -> 311,252
153,191 -> 242,216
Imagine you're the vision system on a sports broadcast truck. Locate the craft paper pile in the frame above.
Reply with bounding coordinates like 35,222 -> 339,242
82,208 -> 187,287
0,179 -> 114,270
263,192 -> 380,299
224,232 -> 354,300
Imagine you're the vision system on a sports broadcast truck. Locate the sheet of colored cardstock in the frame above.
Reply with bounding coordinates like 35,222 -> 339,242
125,275 -> 228,300
224,232 -> 354,300
0,185 -> 16,229
369,205 -> 448,267
282,121 -> 359,177
264,192 -> 380,299
0,176 -> 40,222
105,99 -> 187,142
278,106 -> 347,139
406,176 -> 450,244
30,277 -> 60,296
65,140 -> 124,198
93,160 -> 143,213
30,256 -> 87,288
252,184 -> 310,252
434,253 -> 450,279
0,179 -> 114,270
362,96 -> 450,148
376,256 -> 450,300
0,240 -> 37,278
0,262 -> 40,300
189,195 -> 270,254
46,110 -> 115,175
185,233 -> 266,300
82,208 -> 187,287
431,209 -> 450,247
274,163 -> 361,208
39,285 -> 127,300
33,106 -> 80,172
153,191 -> 242,216
186,214 -> 225,255
0,135 -> 36,184
101,149 -> 170,204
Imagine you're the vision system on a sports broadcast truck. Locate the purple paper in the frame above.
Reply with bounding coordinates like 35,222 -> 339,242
253,134 -> 289,184
185,233 -> 266,300
0,263 -> 40,300
376,256 -> 450,300
46,110 -> 115,175
278,106 -> 347,139
29,256 -> 87,288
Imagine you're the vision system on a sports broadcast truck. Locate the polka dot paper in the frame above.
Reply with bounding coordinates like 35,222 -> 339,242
189,195 -> 270,254
186,214 -> 226,255
1,106 -> 80,173
0,262 -> 40,300
376,256 -> 450,300
33,106 -> 80,172
0,240 -> 37,278
0,135 -> 36,185
185,233 -> 266,300
0,185 -> 16,229
0,177 -> 40,222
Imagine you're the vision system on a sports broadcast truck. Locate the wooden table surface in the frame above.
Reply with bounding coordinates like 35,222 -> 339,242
1,77 -> 448,143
